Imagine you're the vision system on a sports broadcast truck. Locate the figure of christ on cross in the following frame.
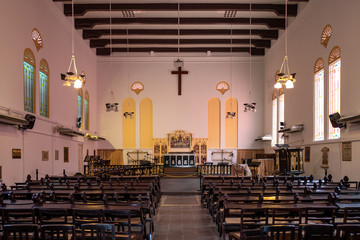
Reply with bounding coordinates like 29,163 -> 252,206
171,66 -> 188,95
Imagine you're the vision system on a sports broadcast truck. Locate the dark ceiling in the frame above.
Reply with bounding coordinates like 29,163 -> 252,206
53,0 -> 309,56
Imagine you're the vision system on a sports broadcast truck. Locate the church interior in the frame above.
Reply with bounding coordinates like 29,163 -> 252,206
1,0 -> 360,239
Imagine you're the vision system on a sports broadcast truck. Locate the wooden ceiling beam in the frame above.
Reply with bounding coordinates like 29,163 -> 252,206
96,47 -> 265,56
64,3 -> 297,17
90,38 -> 271,48
83,29 -> 278,40
75,17 -> 285,30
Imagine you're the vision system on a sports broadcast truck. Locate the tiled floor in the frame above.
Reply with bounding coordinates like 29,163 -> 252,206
153,194 -> 220,240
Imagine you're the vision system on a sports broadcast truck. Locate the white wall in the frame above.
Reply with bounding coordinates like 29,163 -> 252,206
263,0 -> 360,181
0,0 -> 98,185
97,57 -> 265,151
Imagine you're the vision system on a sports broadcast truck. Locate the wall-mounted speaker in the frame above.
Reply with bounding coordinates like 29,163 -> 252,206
76,117 -> 82,128
329,112 -> 345,128
24,114 -> 36,129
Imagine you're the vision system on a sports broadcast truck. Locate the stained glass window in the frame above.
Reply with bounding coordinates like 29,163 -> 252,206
272,93 -> 278,147
328,47 -> 341,139
39,59 -> 49,117
84,91 -> 89,130
314,58 -> 324,141
24,48 -> 36,113
78,89 -> 83,128
278,93 -> 285,144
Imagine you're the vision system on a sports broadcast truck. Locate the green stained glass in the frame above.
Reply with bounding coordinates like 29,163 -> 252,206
39,71 -> 48,117
24,61 -> 34,113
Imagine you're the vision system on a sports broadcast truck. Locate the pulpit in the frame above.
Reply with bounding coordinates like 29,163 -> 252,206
275,148 -> 304,175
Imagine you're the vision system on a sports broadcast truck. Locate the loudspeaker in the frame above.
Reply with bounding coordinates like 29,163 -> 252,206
76,117 -> 82,128
24,114 -> 36,129
329,112 -> 345,128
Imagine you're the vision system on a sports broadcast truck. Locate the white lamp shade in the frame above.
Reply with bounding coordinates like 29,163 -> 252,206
274,82 -> 282,89
285,80 -> 294,88
74,79 -> 83,89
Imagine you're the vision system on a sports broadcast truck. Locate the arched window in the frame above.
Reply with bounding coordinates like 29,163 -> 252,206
278,88 -> 285,144
84,91 -> 89,130
39,59 -> 49,117
314,58 -> 325,141
77,89 -> 83,128
328,46 -> 341,139
271,90 -> 278,147
24,48 -> 36,113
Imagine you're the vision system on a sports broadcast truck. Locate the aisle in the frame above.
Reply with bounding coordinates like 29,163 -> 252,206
153,194 -> 219,240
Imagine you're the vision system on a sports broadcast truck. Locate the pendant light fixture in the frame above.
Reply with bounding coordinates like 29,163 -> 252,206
123,27 -> 134,119
274,0 -> 296,89
226,24 -> 236,119
174,0 -> 183,68
105,0 -> 119,112
61,0 -> 85,89
244,0 -> 256,112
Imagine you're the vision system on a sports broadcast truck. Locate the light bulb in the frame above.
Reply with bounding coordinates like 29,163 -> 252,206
285,80 -> 294,89
274,82 -> 282,89
74,79 -> 83,89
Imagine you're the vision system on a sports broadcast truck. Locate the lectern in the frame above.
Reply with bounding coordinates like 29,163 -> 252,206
274,145 -> 304,175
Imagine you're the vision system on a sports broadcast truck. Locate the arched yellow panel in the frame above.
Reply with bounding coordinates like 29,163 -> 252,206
140,98 -> 153,148
225,97 -> 238,148
208,98 -> 220,148
122,98 -> 136,149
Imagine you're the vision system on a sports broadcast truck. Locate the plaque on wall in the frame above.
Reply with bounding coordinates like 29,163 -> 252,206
12,149 -> 21,159
64,147 -> 69,163
342,142 -> 352,161
305,146 -> 310,162
42,151 -> 49,161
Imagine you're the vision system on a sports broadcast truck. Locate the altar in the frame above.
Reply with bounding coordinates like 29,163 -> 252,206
163,154 -> 196,167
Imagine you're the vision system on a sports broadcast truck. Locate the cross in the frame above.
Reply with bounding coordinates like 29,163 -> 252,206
171,66 -> 188,95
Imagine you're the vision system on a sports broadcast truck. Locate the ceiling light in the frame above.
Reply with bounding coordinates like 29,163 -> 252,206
244,103 -> 256,112
226,112 -> 236,119
61,0 -> 85,89
274,0 -> 296,89
123,112 -> 134,119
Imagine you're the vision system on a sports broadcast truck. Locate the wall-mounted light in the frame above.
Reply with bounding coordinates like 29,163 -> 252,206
226,112 -> 236,119
244,103 -> 256,112
123,112 -> 134,119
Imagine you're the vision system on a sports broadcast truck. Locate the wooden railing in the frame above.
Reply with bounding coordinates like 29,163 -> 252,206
197,164 -> 232,176
84,164 -> 164,176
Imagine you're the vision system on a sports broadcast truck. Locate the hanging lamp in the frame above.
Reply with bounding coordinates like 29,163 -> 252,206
244,0 -> 256,112
274,0 -> 296,89
105,0 -> 119,112
226,24 -> 236,119
61,0 -> 85,89
123,27 -> 134,119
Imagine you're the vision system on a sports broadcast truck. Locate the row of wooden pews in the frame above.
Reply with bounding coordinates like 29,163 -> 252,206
0,173 -> 161,239
201,174 -> 360,239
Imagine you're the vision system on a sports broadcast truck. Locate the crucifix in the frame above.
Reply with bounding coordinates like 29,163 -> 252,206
171,66 -> 188,96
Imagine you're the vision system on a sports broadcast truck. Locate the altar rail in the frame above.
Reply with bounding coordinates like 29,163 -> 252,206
197,164 -> 232,176
84,164 -> 164,176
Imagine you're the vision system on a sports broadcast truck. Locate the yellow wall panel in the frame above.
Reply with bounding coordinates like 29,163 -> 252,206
122,98 -> 136,148
225,97 -> 238,148
208,98 -> 220,148
140,98 -> 153,148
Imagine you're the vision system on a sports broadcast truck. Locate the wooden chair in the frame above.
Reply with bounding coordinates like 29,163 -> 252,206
298,224 -> 334,240
336,224 -> 360,240
304,207 -> 335,224
38,208 -> 68,225
3,224 -> 39,240
343,207 -> 360,224
3,208 -> 36,225
260,225 -> 296,240
103,208 -> 143,240
40,224 -> 75,240
81,223 -> 115,240
272,208 -> 302,225
72,209 -> 103,228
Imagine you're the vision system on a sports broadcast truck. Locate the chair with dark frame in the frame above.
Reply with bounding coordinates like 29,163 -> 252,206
38,208 -> 69,225
260,225 -> 296,240
298,224 -> 334,240
335,224 -> 360,240
81,223 -> 115,240
3,224 -> 39,240
40,224 -> 76,240
72,209 -> 103,229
